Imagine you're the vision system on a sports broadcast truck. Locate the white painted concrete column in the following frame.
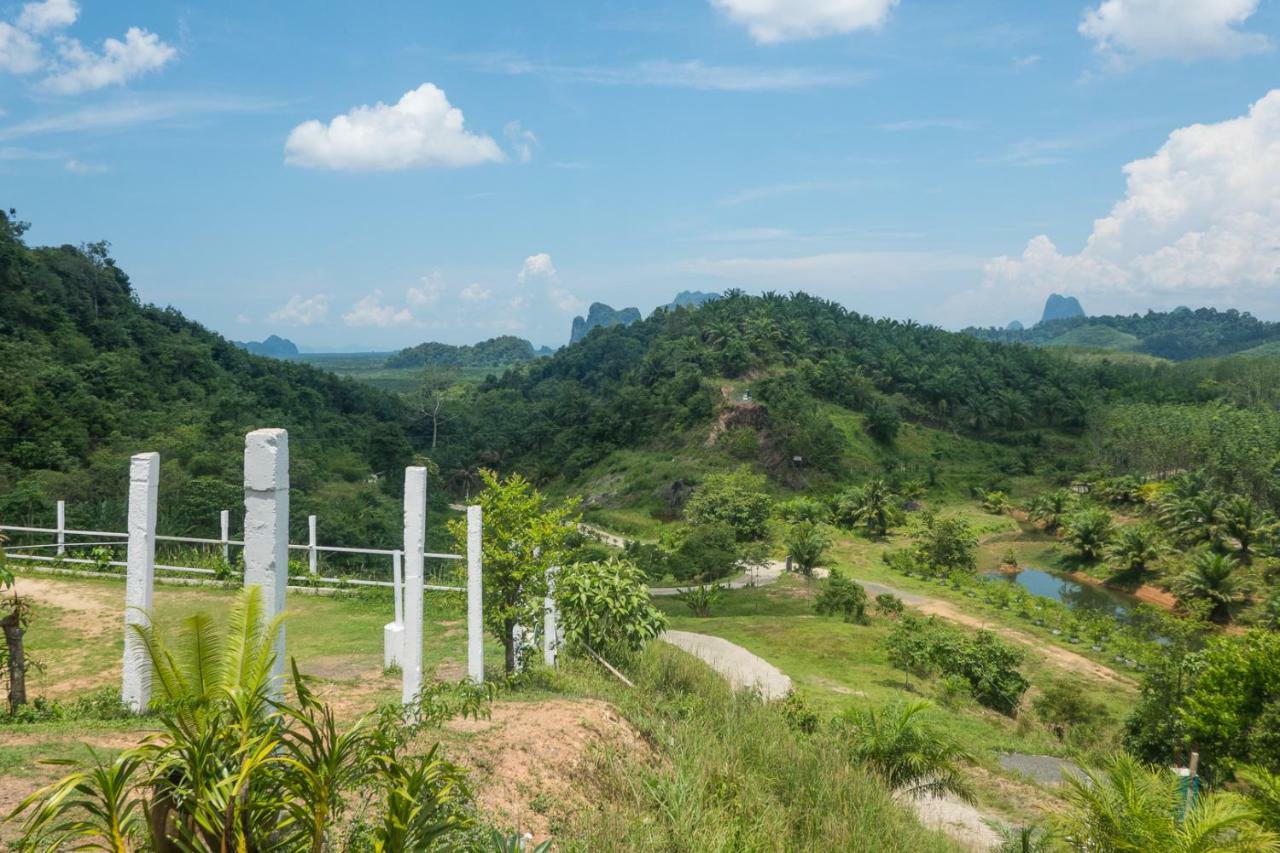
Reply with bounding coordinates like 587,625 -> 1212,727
219,510 -> 230,565
384,550 -> 405,670
243,429 -> 289,693
122,453 -> 159,712
55,500 -> 65,557
467,505 -> 484,684
544,565 -> 560,667
401,467 -> 427,705
307,514 -> 318,575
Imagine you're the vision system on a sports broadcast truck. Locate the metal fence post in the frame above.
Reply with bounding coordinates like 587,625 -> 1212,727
122,454 -> 159,712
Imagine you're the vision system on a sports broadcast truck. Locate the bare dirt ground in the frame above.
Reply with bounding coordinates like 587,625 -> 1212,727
908,792 -> 1002,852
445,698 -> 650,842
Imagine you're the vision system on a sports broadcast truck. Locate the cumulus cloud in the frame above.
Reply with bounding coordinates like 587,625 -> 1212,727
0,23 -> 42,73
459,282 -> 491,302
41,27 -> 177,94
504,120 -> 537,163
268,293 -> 329,326
711,0 -> 899,43
1080,0 -> 1270,63
517,252 -> 557,283
18,0 -> 78,35
982,89 -> 1280,310
343,291 -> 413,327
284,83 -> 505,171
406,272 -> 445,307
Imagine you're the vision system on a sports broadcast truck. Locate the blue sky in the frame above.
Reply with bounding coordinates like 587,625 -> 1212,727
4,0 -> 1280,349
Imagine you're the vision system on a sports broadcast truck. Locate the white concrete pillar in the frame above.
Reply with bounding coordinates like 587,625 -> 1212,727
243,429 -> 289,694
122,453 -> 159,712
219,509 -> 230,564
307,514 -> 318,575
544,565 -> 560,667
55,500 -> 65,557
401,468 -> 427,705
467,505 -> 484,684
384,550 -> 405,670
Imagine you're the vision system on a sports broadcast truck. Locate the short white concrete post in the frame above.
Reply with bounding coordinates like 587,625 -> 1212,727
219,510 -> 230,564
544,565 -> 560,667
122,453 -> 159,712
512,624 -> 528,673
466,505 -> 484,684
55,500 -> 65,557
243,429 -> 289,695
401,468 -> 427,705
384,550 -> 405,671
307,514 -> 318,575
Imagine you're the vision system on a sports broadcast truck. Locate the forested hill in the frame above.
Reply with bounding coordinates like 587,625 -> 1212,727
428,290 -> 1204,484
0,212 -> 414,540
964,307 -> 1280,360
385,335 -> 541,369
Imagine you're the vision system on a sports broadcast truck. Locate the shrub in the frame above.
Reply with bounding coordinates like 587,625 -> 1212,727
556,558 -> 667,659
838,700 -> 974,802
775,496 -> 831,524
875,593 -> 905,619
814,570 -> 869,624
678,583 -> 726,618
912,512 -> 977,576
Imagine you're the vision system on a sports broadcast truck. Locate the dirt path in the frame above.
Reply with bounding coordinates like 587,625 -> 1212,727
659,629 -> 792,700
854,578 -> 1132,686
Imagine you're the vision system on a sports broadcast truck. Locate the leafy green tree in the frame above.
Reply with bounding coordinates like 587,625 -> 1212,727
865,399 -> 901,445
1033,683 -> 1111,746
835,479 -> 901,538
672,522 -> 740,582
774,496 -> 831,524
785,521 -> 831,577
911,512 -> 977,576
1173,550 -> 1245,624
1109,524 -> 1164,576
1180,630 -> 1280,778
1056,754 -> 1276,852
814,570 -> 869,624
980,489 -> 1010,515
555,558 -> 667,659
1063,507 -> 1115,562
885,614 -> 935,688
1163,489 -> 1229,551
683,468 -> 773,541
839,700 -> 975,803
448,470 -> 578,673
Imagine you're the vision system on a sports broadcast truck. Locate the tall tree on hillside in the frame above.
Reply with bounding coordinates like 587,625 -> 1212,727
448,471 -> 578,673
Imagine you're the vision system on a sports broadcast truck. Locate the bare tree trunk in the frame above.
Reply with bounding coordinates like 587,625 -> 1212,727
2,608 -> 26,712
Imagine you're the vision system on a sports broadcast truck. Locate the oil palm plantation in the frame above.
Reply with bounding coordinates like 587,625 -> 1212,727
1222,494 -> 1272,561
1056,753 -> 1277,852
11,588 -> 482,852
1173,551 -> 1246,624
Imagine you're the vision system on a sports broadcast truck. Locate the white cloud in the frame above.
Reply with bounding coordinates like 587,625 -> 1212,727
710,0 -> 899,43
0,23 -> 42,73
18,0 -> 78,35
503,120 -> 537,163
343,291 -> 413,327
459,282 -> 491,302
483,54 -> 871,91
1080,0 -> 1269,63
235,313 -> 252,325
41,27 -> 176,94
982,89 -> 1280,310
406,272 -> 445,307
269,293 -> 329,326
64,157 -> 105,173
548,286 -> 585,313
0,95 -> 279,141
517,252 -> 557,283
284,83 -> 505,171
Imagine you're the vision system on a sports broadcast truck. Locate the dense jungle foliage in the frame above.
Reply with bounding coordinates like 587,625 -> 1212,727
0,211 -> 415,544
966,306 -> 1280,360
385,335 -> 542,369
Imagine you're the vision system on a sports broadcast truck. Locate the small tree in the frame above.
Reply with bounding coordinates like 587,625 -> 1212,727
683,468 -> 772,541
814,570 -> 869,624
912,512 -> 977,576
840,700 -> 975,802
785,521 -> 831,578
1063,507 -> 1114,562
1109,525 -> 1164,576
555,558 -> 667,659
678,583 -> 725,618
448,470 -> 578,674
885,614 -> 935,688
1029,490 -> 1075,533
835,479 -> 901,538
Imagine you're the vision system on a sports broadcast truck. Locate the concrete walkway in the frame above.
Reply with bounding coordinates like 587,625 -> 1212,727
650,560 -> 787,596
659,629 -> 792,700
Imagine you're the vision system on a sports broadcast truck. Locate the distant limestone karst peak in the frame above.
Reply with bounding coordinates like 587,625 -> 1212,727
1040,293 -> 1086,324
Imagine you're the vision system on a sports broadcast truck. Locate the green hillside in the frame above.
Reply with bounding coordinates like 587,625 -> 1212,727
1042,325 -> 1140,351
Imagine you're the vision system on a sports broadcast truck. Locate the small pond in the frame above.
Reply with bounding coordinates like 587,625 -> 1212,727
981,565 -> 1142,622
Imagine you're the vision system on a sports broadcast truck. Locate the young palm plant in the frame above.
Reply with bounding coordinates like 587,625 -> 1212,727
1108,524 -> 1164,577
10,587 -> 478,852
1056,753 -> 1277,852
839,699 -> 975,803
1063,507 -> 1114,563
1173,550 -> 1246,623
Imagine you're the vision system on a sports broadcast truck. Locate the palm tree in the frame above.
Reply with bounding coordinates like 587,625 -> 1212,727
1108,525 -> 1164,576
1173,550 -> 1245,623
840,700 -> 975,803
786,521 -> 831,578
1056,754 -> 1276,852
1029,490 -> 1075,533
1237,765 -> 1280,834
836,479 -> 901,538
1163,490 -> 1228,551
1222,494 -> 1272,560
1064,507 -> 1115,562
996,824 -> 1056,853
